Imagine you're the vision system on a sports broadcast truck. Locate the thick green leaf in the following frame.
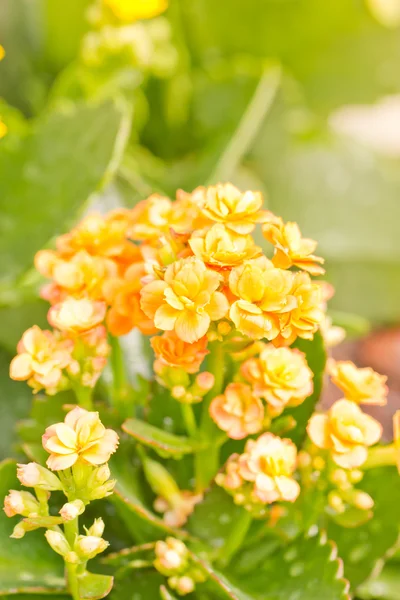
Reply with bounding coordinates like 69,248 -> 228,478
0,99 -> 130,285
286,331 -> 327,447
237,532 -> 350,600
0,349 -> 32,460
108,570 -> 164,600
357,564 -> 400,600
0,459 -> 66,595
122,418 -> 203,458
328,466 -> 400,589
77,571 -> 114,600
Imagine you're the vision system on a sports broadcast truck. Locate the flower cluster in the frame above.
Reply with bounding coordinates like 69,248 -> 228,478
307,360 -> 385,469
216,433 -> 300,515
4,408 -> 118,589
154,537 -> 206,596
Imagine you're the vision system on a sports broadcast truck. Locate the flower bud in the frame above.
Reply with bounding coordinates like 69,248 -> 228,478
10,522 -> 27,539
75,535 -> 109,560
353,491 -> 374,511
45,530 -> 71,558
4,490 -> 40,518
171,386 -> 186,400
195,371 -> 215,393
60,500 -> 85,521
174,575 -> 195,595
330,469 -> 349,489
85,518 -> 105,538
349,469 -> 363,484
87,464 -> 111,488
328,491 -> 345,513
87,479 -> 116,500
17,463 -> 63,491
154,538 -> 188,576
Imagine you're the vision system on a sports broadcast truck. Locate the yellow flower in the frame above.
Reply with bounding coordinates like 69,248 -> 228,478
241,345 -> 313,417
104,0 -> 167,22
0,45 -> 5,61
209,382 -> 264,440
307,399 -> 382,469
194,183 -> 271,234
48,297 -> 106,334
238,433 -> 300,504
0,119 -> 7,139
140,256 -> 229,343
263,218 -> 325,275
150,331 -> 208,374
277,272 -> 325,346
42,406 -> 119,471
9,326 -> 73,394
189,223 -> 261,268
228,256 -> 296,340
330,360 -> 388,406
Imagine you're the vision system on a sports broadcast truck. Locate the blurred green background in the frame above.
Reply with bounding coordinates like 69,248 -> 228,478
0,0 -> 399,455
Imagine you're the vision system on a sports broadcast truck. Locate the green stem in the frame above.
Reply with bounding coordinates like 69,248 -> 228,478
217,509 -> 252,568
363,444 -> 397,469
208,63 -> 281,184
73,384 -> 93,410
181,403 -> 197,438
195,342 -> 226,492
64,518 -> 80,600
108,334 -> 131,419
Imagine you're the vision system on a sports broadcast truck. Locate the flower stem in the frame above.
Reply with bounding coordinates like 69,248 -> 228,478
108,334 -> 131,419
64,517 -> 81,600
181,403 -> 197,438
218,508 -> 252,568
195,342 -> 225,492
73,384 -> 93,410
363,444 -> 397,469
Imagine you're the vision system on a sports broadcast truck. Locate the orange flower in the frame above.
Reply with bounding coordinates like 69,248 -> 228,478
210,382 -> 264,440
189,223 -> 261,268
307,399 -> 382,468
193,183 -> 270,234
48,297 -> 106,334
228,256 -> 296,340
330,360 -> 388,406
238,433 -> 300,504
277,272 -> 325,346
241,345 -> 313,417
10,326 -> 73,394
103,262 -> 157,336
150,331 -> 208,374
263,218 -> 325,275
43,407 -> 119,471
56,211 -> 138,270
35,249 -> 117,302
140,257 -> 229,343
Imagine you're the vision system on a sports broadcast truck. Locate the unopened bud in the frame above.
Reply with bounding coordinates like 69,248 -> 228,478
60,500 -> 85,521
353,491 -> 374,511
11,522 -> 27,539
17,463 -> 63,491
92,464 -> 111,486
75,535 -> 109,559
297,451 -> 311,468
313,456 -> 326,471
328,491 -> 345,513
349,469 -> 363,484
330,469 -> 349,488
172,386 -> 186,400
87,479 -> 116,500
4,490 -> 40,518
154,537 -> 188,576
85,518 -> 105,537
195,372 -> 214,393
217,321 -> 232,336
175,575 -> 195,595
45,530 -> 71,557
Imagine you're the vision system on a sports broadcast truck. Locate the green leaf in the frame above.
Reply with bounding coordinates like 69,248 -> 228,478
110,444 -> 187,542
0,459 -> 66,595
187,486 -> 245,553
191,554 -> 253,600
17,391 -> 71,445
77,571 -> 114,600
108,570 -> 164,600
286,331 -> 327,447
122,418 -> 203,459
0,99 -> 130,285
357,564 -> 400,600
328,466 -> 400,589
235,532 -> 350,600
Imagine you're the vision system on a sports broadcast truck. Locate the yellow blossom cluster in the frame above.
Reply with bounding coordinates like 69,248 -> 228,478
216,433 -> 300,511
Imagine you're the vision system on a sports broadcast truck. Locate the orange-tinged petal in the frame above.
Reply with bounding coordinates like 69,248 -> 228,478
154,304 -> 179,331
174,311 -> 210,343
10,354 -> 33,380
307,414 -> 331,449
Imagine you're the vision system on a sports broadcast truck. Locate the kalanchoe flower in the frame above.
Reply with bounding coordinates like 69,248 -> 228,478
42,406 -> 119,471
140,256 -> 229,343
238,433 -> 300,504
59,500 -> 85,521
228,256 -> 296,341
189,223 -> 262,268
75,534 -> 109,560
45,530 -> 72,559
9,326 -> 73,395
209,382 -> 264,440
263,217 -> 325,275
151,331 -> 208,374
4,490 -> 40,518
48,297 -> 107,334
241,345 -> 313,417
307,399 -> 382,468
154,537 -> 206,597
193,183 -> 271,234
329,360 -> 388,406
17,463 -> 63,491
85,518 -> 105,537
